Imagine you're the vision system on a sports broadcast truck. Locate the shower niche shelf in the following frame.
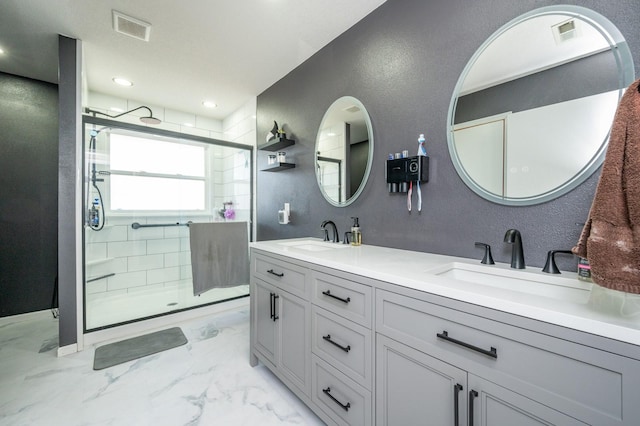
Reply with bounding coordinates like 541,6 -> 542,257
86,257 -> 115,267
261,162 -> 296,172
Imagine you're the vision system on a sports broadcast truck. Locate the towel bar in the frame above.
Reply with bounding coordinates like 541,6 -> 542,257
131,221 -> 192,229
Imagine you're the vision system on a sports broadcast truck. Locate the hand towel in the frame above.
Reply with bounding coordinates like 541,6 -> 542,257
189,221 -> 249,296
573,78 -> 640,293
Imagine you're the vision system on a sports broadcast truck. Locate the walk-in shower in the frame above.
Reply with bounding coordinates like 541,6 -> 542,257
83,115 -> 252,331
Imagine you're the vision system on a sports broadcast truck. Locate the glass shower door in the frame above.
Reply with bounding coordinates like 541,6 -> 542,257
83,120 -> 251,331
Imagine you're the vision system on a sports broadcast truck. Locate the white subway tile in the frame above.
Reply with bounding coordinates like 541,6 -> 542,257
147,238 -> 180,254
147,267 -> 181,284
180,237 -> 190,252
86,243 -> 107,261
107,271 -> 147,291
107,240 -> 147,258
86,257 -> 128,278
165,251 -> 191,267
128,254 -> 165,272
86,280 -> 107,294
164,226 -> 190,238
85,225 -> 128,243
180,265 -> 193,280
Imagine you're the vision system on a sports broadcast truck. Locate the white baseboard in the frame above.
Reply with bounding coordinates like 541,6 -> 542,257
57,343 -> 78,357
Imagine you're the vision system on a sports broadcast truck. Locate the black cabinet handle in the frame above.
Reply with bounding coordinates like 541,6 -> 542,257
267,269 -> 284,277
322,334 -> 351,352
469,389 -> 478,426
269,292 -> 274,320
322,387 -> 351,411
436,331 -> 497,359
454,383 -> 463,426
322,290 -> 351,304
272,294 -> 279,321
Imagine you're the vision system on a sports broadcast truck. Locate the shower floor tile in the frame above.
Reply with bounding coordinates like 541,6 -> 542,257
85,282 -> 249,329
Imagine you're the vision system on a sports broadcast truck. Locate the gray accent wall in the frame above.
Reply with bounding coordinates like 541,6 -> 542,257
0,73 -> 58,317
256,0 -> 640,271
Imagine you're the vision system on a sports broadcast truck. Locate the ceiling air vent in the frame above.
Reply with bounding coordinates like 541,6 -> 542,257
112,10 -> 151,42
552,19 -> 580,45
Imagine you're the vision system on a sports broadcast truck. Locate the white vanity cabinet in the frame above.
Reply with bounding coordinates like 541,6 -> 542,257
250,253 -> 312,397
310,270 -> 374,425
376,288 -> 640,426
250,243 -> 640,426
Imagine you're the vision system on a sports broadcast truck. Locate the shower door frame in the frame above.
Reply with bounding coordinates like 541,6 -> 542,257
81,115 -> 254,332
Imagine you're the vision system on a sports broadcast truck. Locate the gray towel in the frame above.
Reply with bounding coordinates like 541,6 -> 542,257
189,222 -> 249,296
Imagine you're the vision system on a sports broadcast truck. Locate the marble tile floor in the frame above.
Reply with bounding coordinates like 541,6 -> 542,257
0,308 -> 324,426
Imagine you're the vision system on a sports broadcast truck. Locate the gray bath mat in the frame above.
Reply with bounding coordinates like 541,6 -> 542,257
93,327 -> 187,370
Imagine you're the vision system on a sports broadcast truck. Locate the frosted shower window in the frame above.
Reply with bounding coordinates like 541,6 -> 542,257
109,133 -> 206,211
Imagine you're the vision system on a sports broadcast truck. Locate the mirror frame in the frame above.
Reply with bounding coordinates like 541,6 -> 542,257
315,96 -> 374,207
446,5 -> 635,206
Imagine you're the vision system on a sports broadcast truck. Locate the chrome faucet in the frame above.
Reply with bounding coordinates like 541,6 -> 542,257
321,220 -> 339,243
504,229 -> 525,269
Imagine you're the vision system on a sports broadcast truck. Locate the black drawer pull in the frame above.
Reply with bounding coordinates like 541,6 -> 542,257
454,383 -> 463,426
436,331 -> 497,359
322,334 -> 351,352
469,389 -> 478,426
267,269 -> 284,277
322,387 -> 351,411
322,290 -> 351,304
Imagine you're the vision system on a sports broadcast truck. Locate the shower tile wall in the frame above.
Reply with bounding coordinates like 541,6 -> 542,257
84,96 -> 257,319
85,216 -> 196,297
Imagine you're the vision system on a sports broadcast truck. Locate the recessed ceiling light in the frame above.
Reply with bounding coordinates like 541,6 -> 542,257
183,123 -> 194,127
109,107 -> 125,113
202,101 -> 217,108
0,47 -> 5,55
112,77 -> 133,87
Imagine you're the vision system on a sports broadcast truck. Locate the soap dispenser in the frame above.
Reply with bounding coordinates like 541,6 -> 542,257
350,217 -> 362,246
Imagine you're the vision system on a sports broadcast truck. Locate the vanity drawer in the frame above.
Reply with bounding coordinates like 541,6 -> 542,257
312,271 -> 372,327
312,306 -> 372,389
252,253 -> 309,298
376,289 -> 636,425
312,354 -> 372,426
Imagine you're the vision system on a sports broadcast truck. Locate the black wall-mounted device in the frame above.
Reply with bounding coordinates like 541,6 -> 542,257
386,156 -> 429,192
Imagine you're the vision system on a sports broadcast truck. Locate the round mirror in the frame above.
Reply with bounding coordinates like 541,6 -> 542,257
447,6 -> 634,205
315,96 -> 374,206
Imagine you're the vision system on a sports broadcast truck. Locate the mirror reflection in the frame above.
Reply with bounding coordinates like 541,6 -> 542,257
316,96 -> 374,206
448,6 -> 634,205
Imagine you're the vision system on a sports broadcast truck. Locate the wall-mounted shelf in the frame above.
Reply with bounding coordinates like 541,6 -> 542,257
261,162 -> 296,172
260,137 -> 295,151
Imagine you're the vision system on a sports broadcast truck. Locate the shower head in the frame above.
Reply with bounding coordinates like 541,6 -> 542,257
84,106 -> 162,125
140,115 -> 161,125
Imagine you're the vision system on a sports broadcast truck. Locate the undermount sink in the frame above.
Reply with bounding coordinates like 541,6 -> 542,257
278,239 -> 350,252
426,262 -> 592,303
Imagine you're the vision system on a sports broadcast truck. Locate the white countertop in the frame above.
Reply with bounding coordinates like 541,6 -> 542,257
251,238 -> 640,347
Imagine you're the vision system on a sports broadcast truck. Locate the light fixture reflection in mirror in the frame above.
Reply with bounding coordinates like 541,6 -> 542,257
447,5 -> 634,206
315,96 -> 374,207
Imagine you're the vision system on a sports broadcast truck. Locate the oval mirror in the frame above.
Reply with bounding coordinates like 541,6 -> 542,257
447,5 -> 634,205
315,96 -> 374,206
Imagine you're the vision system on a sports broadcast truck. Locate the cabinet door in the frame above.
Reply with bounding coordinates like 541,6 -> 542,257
252,280 -> 278,366
377,334 -> 467,426
278,290 -> 311,396
468,375 -> 587,426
